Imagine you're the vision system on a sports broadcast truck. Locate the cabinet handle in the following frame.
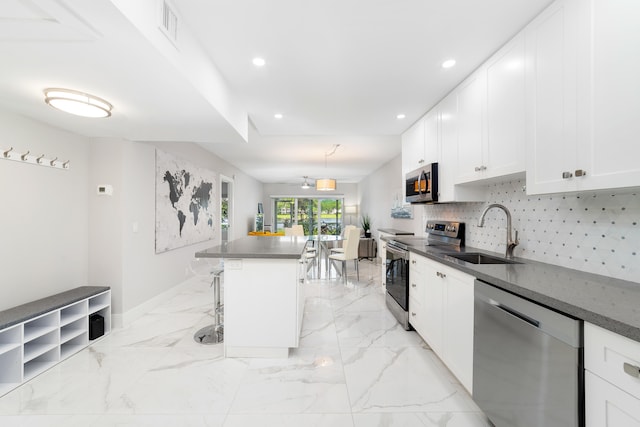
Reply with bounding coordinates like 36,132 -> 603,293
418,159 -> 425,164
475,166 -> 482,172
562,171 -> 573,179
411,312 -> 417,317
411,283 -> 417,288
575,169 -> 587,177
623,362 -> 640,378
412,260 -> 416,264
436,271 -> 446,278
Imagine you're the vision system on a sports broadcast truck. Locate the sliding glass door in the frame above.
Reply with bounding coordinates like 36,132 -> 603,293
273,197 -> 343,235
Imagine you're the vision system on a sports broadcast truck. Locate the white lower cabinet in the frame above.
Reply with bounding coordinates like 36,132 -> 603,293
586,372 -> 640,427
378,232 -> 391,286
224,258 -> 302,358
585,322 -> 640,427
409,254 -> 475,393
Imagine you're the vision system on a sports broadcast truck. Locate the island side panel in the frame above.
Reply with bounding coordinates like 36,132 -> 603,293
224,257 -> 301,357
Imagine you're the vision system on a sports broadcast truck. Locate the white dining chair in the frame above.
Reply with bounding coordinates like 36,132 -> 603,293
328,227 -> 361,283
329,225 -> 357,254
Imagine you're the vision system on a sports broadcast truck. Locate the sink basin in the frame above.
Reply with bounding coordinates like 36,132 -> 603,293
444,252 -> 521,265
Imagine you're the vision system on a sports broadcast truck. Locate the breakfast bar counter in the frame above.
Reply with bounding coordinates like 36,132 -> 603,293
196,236 -> 308,358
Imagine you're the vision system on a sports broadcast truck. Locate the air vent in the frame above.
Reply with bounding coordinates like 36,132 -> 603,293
160,0 -> 178,44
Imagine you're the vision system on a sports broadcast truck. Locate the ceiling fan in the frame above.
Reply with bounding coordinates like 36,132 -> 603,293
301,176 -> 315,189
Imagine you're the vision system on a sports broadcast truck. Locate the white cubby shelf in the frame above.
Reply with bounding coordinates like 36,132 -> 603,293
0,286 -> 110,396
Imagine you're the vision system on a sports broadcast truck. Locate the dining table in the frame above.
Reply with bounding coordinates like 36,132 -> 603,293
306,234 -> 344,278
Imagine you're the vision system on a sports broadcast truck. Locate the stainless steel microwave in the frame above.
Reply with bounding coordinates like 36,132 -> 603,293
405,163 -> 438,203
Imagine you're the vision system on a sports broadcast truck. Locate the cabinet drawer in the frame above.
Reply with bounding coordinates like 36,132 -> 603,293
586,371 -> 640,427
585,322 -> 640,400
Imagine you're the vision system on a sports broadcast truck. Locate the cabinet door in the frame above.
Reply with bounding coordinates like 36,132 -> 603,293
525,0 -> 580,194
485,33 -> 526,179
438,94 -> 457,201
586,371 -> 640,427
423,108 -> 440,165
443,269 -> 475,394
422,261 -> 445,355
408,254 -> 427,336
578,0 -> 640,191
402,118 -> 425,176
456,71 -> 485,184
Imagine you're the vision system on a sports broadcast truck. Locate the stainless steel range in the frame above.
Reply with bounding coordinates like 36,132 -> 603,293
385,220 -> 465,330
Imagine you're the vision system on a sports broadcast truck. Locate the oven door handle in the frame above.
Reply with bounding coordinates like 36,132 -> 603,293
386,244 -> 409,260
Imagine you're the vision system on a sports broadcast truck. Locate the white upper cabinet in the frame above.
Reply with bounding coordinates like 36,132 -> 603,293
455,71 -> 486,183
526,0 -> 640,194
485,33 -> 526,179
456,34 -> 526,184
578,0 -> 640,192
401,117 -> 425,177
525,0 -> 581,194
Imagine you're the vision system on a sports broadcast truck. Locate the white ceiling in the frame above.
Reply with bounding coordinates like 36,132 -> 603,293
0,0 -> 553,185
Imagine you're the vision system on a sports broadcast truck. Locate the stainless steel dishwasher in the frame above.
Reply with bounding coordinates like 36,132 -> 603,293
473,280 -> 584,427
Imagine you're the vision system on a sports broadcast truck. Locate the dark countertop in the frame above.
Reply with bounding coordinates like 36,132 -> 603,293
196,236 -> 308,259
378,228 -> 415,236
388,236 -> 640,343
0,286 -> 111,330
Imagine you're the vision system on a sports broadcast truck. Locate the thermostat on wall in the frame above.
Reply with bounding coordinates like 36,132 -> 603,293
97,185 -> 113,196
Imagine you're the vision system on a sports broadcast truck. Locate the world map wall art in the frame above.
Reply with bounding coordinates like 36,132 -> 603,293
155,149 -> 217,253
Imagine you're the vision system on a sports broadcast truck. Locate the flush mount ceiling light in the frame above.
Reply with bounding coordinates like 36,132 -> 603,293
316,144 -> 340,191
44,88 -> 112,118
274,113 -> 283,119
396,114 -> 406,119
252,57 -> 266,67
442,59 -> 456,69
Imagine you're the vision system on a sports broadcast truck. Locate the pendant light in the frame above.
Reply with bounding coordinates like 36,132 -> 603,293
316,144 -> 339,191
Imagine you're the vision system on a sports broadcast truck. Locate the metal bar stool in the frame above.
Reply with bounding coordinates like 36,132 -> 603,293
194,264 -> 224,344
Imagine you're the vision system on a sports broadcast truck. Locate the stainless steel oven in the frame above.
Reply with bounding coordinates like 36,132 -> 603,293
385,241 -> 410,330
385,220 -> 465,330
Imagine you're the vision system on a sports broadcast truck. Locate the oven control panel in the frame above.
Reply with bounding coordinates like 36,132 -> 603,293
426,220 -> 465,241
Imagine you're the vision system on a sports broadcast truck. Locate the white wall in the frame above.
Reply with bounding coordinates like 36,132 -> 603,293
0,107 -> 262,318
358,155 -> 424,237
0,110 -> 90,311
88,139 -> 264,320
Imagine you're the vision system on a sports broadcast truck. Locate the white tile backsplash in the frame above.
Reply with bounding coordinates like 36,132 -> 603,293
422,179 -> 640,283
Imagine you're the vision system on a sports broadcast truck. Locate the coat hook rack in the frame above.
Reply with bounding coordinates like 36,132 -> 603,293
1,146 -> 70,171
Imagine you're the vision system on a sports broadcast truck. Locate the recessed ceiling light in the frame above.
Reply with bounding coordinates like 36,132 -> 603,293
43,88 -> 112,118
252,57 -> 266,67
274,113 -> 283,119
396,114 -> 406,119
442,59 -> 456,69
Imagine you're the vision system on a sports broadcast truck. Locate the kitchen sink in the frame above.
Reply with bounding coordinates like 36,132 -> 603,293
444,252 -> 521,265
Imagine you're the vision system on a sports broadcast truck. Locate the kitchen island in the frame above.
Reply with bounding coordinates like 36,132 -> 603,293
196,236 -> 308,358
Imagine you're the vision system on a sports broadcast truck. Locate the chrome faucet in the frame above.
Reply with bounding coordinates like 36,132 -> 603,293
478,203 -> 519,258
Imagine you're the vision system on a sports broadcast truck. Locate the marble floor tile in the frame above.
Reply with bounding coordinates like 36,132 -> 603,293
229,347 -> 351,414
0,259 -> 488,426
352,412 -> 492,427
341,346 -> 479,413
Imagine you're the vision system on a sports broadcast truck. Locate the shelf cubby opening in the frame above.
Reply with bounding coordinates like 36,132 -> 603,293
88,292 -> 110,315
23,312 -> 58,342
23,330 -> 58,363
23,347 -> 58,381
60,300 -> 88,327
0,325 -> 22,356
60,335 -> 87,359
